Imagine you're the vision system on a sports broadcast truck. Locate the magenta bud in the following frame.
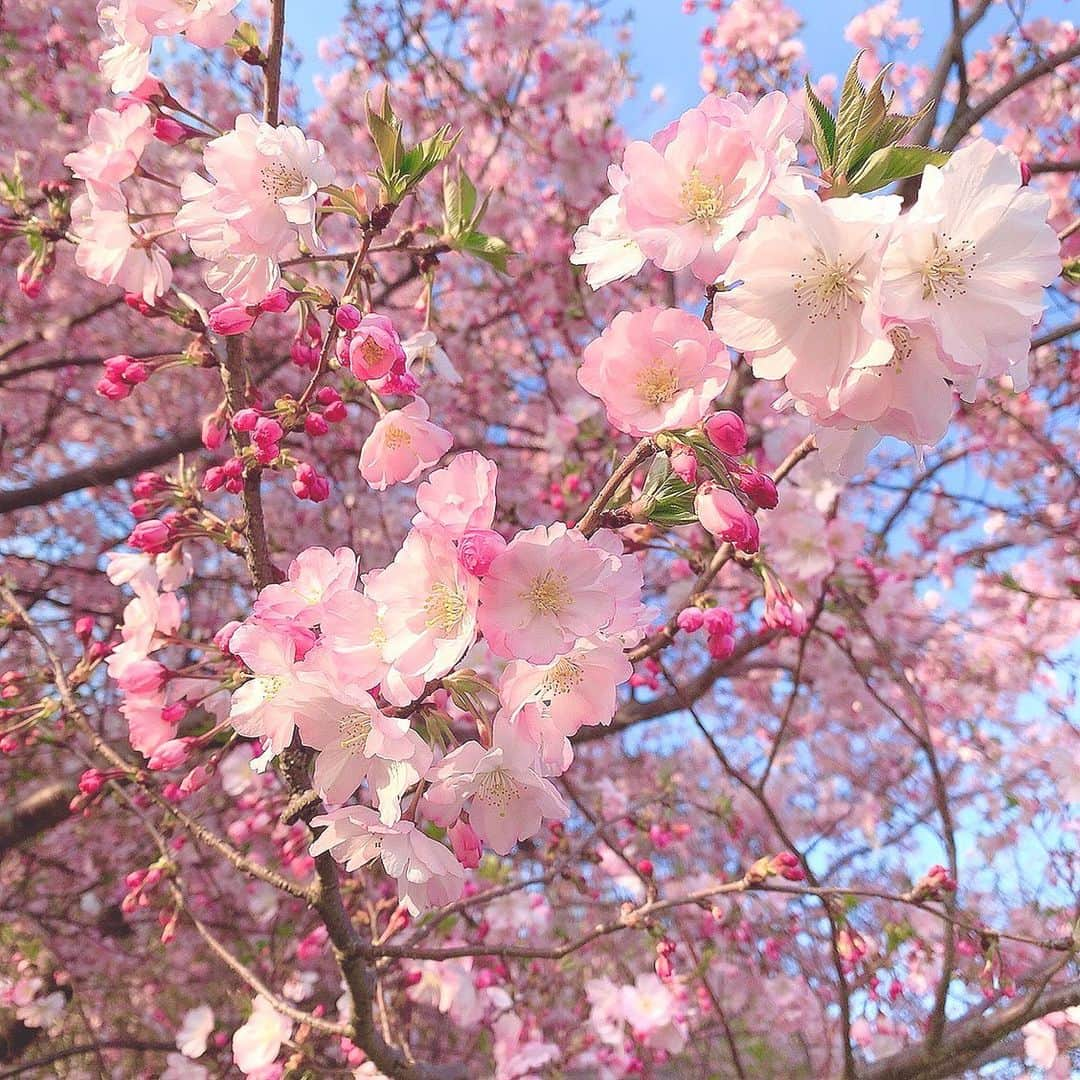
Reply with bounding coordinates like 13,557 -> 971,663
703,410 -> 748,456
231,408 -> 260,433
457,529 -> 507,577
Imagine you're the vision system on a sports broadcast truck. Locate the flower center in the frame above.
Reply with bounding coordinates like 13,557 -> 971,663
540,657 -> 584,699
478,766 -> 519,811
260,161 -> 307,201
424,581 -> 468,635
357,337 -> 387,369
680,170 -> 726,226
921,234 -> 975,302
256,675 -> 284,700
522,569 -> 572,618
792,252 -> 865,322
382,424 -> 412,450
635,361 -> 681,407
338,710 -> 373,752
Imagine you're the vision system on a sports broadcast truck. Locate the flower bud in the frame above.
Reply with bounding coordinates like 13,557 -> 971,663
334,303 -> 362,330
208,301 -> 257,336
676,607 -> 704,633
694,483 -> 759,553
457,529 -> 507,577
129,519 -> 172,554
703,410 -> 748,456
737,469 -> 778,510
448,820 -> 483,869
231,408 -> 260,433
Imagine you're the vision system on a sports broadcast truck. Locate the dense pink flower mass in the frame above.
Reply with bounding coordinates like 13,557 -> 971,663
3,0 -> 1077,1077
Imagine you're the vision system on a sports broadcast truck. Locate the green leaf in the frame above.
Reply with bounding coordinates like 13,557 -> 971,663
366,94 -> 403,175
803,77 -> 836,169
836,65 -> 892,175
833,52 -> 868,167
461,231 -> 512,274
848,145 -> 950,193
442,166 -> 462,235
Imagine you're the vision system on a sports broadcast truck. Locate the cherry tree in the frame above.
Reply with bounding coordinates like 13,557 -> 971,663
1,1 -> 1078,1077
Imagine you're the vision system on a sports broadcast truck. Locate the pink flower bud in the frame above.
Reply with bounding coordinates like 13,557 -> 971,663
121,361 -> 149,384
132,471 -> 167,499
208,301 -> 257,336
129,519 -> 172,554
448,820 -> 483,869
129,76 -> 167,104
148,738 -> 192,771
74,616 -> 96,641
670,444 -> 698,485
316,386 -> 341,406
703,410 -> 748,456
79,768 -> 107,795
676,607 -> 704,633
737,469 -> 778,510
201,414 -> 227,450
323,399 -> 348,423
104,354 -> 135,379
161,702 -> 187,725
701,607 -> 734,636
96,376 -> 131,401
252,416 -> 284,446
231,408 -> 260,433
304,412 -> 329,436
258,287 -> 296,314
457,529 -> 507,577
694,483 -> 759,553
152,116 -> 194,145
334,303 -> 362,330
706,632 -> 735,660
1020,160 -> 1032,186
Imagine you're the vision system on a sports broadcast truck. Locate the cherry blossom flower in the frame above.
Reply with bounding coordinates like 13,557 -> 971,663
621,973 -> 688,1052
310,805 -> 465,914
403,329 -> 463,385
231,996 -> 292,1076
64,104 -> 152,197
176,1005 -> 214,1059
297,688 -> 432,815
412,451 -> 498,539
306,589 -> 390,692
492,1012 -> 560,1080
578,306 -> 731,436
176,115 -> 333,303
71,189 -> 173,304
252,546 -> 358,627
364,528 -> 480,685
570,166 -> 647,288
619,93 -> 796,283
358,398 -> 454,491
711,189 -> 900,417
226,622 -> 338,756
477,523 -> 640,664
423,732 -> 567,854
498,639 -> 632,744
879,138 -> 1060,387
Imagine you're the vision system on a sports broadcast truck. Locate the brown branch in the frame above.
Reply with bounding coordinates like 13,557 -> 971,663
0,782 -> 74,857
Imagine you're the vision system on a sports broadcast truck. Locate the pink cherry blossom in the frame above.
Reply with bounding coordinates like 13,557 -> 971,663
310,805 -> 465,914
364,528 -> 479,685
63,104 -> 152,197
252,546 -> 358,627
578,306 -> 731,436
412,451 -> 498,539
879,138 -> 1060,387
569,166 -> 647,289
176,115 -> 333,303
477,523 -> 638,664
358,398 -> 454,491
231,996 -> 291,1076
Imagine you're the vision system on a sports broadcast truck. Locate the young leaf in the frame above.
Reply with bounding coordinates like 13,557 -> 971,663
848,145 -> 950,194
803,77 -> 836,169
461,231 -> 513,275
833,51 -> 868,163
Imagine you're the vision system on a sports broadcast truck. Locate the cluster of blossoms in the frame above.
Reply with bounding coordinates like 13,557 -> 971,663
575,92 -> 1059,472
215,451 -> 647,911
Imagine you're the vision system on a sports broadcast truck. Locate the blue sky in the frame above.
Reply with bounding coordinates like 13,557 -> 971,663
284,0 -> 1073,136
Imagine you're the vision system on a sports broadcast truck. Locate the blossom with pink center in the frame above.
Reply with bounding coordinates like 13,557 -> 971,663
310,805 -> 465,915
358,398 -> 453,491
175,115 -> 333,303
297,687 -> 432,816
424,733 -> 567,855
879,138 -> 1059,387
64,104 -> 152,198
252,546 -> 358,627
578,306 -> 731,436
231,996 -> 292,1076
346,314 -> 405,381
364,528 -> 479,685
711,188 -> 899,417
98,0 -> 241,93
619,96 -> 789,283
477,523 -> 642,664
412,451 -> 498,539
226,622 -> 338,756
71,189 -> 173,305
